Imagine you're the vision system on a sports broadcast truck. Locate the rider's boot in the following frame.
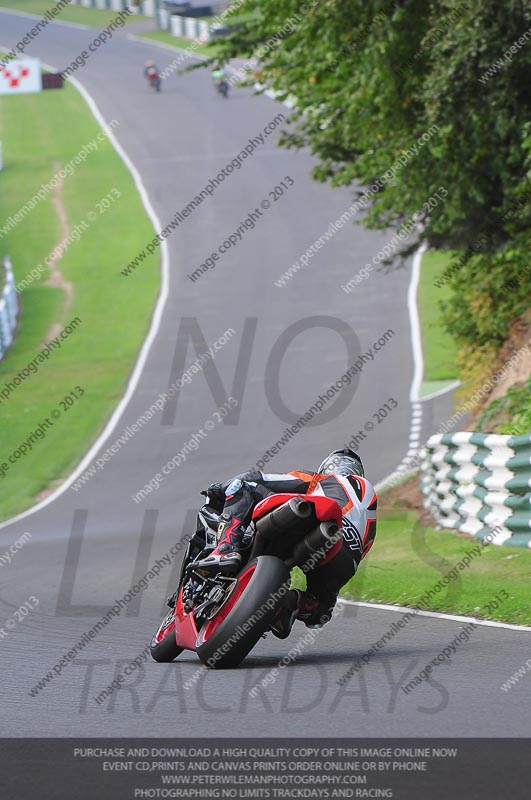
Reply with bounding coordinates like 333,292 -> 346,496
270,589 -> 302,639
196,515 -> 250,575
270,590 -> 335,638
196,478 -> 260,575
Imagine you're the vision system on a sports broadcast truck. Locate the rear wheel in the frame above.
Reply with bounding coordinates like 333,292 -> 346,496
196,556 -> 290,669
150,608 -> 184,663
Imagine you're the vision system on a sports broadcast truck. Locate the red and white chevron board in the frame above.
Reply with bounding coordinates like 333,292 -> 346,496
0,58 -> 42,95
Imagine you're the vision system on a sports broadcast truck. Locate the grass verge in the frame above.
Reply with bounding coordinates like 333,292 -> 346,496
341,504 -> 531,626
418,250 -> 459,388
0,74 -> 159,521
0,0 -> 148,27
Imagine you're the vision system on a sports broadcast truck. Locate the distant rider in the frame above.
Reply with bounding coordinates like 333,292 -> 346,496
144,60 -> 159,80
211,65 -> 227,85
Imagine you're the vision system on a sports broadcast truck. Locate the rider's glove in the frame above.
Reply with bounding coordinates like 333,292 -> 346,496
201,482 -> 226,511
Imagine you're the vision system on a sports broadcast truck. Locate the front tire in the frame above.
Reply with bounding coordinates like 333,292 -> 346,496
150,608 -> 184,663
196,556 -> 290,669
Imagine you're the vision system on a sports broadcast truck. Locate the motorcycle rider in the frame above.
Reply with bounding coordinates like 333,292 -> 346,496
211,64 -> 229,92
199,448 -> 377,639
144,59 -> 160,83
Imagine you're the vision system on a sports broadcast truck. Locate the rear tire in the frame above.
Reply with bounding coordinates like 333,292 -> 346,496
150,608 -> 184,663
196,556 -> 290,669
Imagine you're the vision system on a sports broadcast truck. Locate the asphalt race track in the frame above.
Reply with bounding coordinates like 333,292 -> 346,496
0,10 -> 529,737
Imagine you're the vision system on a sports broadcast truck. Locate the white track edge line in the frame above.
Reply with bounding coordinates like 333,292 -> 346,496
338,598 -> 531,632
0,59 -> 170,532
420,380 -> 461,403
375,242 -> 427,490
408,241 -> 426,404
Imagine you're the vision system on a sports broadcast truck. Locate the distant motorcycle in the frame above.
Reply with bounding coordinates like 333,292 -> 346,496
212,69 -> 229,98
146,66 -> 161,93
216,78 -> 229,98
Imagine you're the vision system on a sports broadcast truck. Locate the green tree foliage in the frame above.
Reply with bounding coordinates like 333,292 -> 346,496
215,0 -> 531,345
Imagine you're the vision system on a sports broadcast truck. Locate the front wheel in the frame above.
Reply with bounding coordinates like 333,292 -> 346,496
196,556 -> 290,669
150,608 -> 184,663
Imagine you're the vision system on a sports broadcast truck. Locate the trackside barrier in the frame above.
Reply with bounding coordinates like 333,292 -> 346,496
67,2 -> 221,38
168,14 -> 214,41
0,257 -> 19,361
70,1 -> 156,16
420,431 -> 531,548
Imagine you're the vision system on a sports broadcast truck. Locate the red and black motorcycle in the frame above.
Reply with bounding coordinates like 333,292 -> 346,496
146,66 -> 161,92
150,494 -> 343,668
